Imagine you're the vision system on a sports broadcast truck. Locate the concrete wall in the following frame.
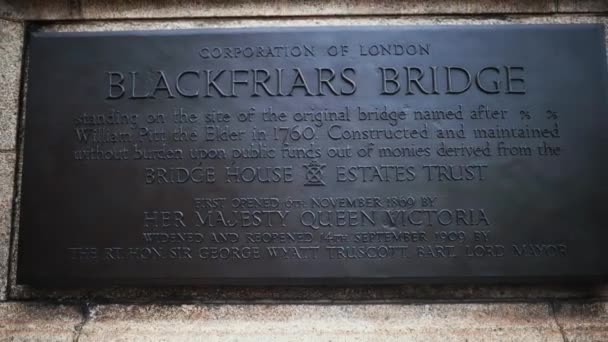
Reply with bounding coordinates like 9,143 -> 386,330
1,0 -> 608,340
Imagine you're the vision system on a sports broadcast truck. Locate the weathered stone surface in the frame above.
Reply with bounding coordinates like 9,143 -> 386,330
0,302 -> 82,341
1,0 -> 605,20
78,303 -> 562,341
555,301 -> 608,341
0,1 -> 605,340
0,152 -> 15,301
1,301 -> 607,341
0,0 -> 556,20
559,0 -> 608,13
81,0 -> 556,19
0,0 -> 76,21
0,25 -> 20,302
0,19 -> 22,151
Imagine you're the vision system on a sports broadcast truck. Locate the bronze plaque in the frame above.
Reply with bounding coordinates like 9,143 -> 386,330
17,25 -> 608,286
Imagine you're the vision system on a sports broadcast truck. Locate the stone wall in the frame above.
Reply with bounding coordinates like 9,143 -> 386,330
1,0 -> 608,340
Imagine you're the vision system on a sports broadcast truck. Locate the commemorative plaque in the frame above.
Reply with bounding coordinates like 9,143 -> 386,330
18,25 -> 608,286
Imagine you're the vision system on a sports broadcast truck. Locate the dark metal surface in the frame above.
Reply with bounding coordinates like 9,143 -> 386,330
17,25 -> 608,286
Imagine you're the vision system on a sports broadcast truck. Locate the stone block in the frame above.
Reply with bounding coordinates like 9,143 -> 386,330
80,0 -> 556,19
1,301 -> 608,340
559,0 -> 608,13
0,152 -> 15,300
1,0 -> 556,20
0,0 -> 76,21
554,301 -> 608,341
0,302 -> 82,341
0,19 -> 22,151
78,303 -> 563,341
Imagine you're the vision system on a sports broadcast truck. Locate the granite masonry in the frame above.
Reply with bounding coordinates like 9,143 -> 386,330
1,0 -> 607,340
